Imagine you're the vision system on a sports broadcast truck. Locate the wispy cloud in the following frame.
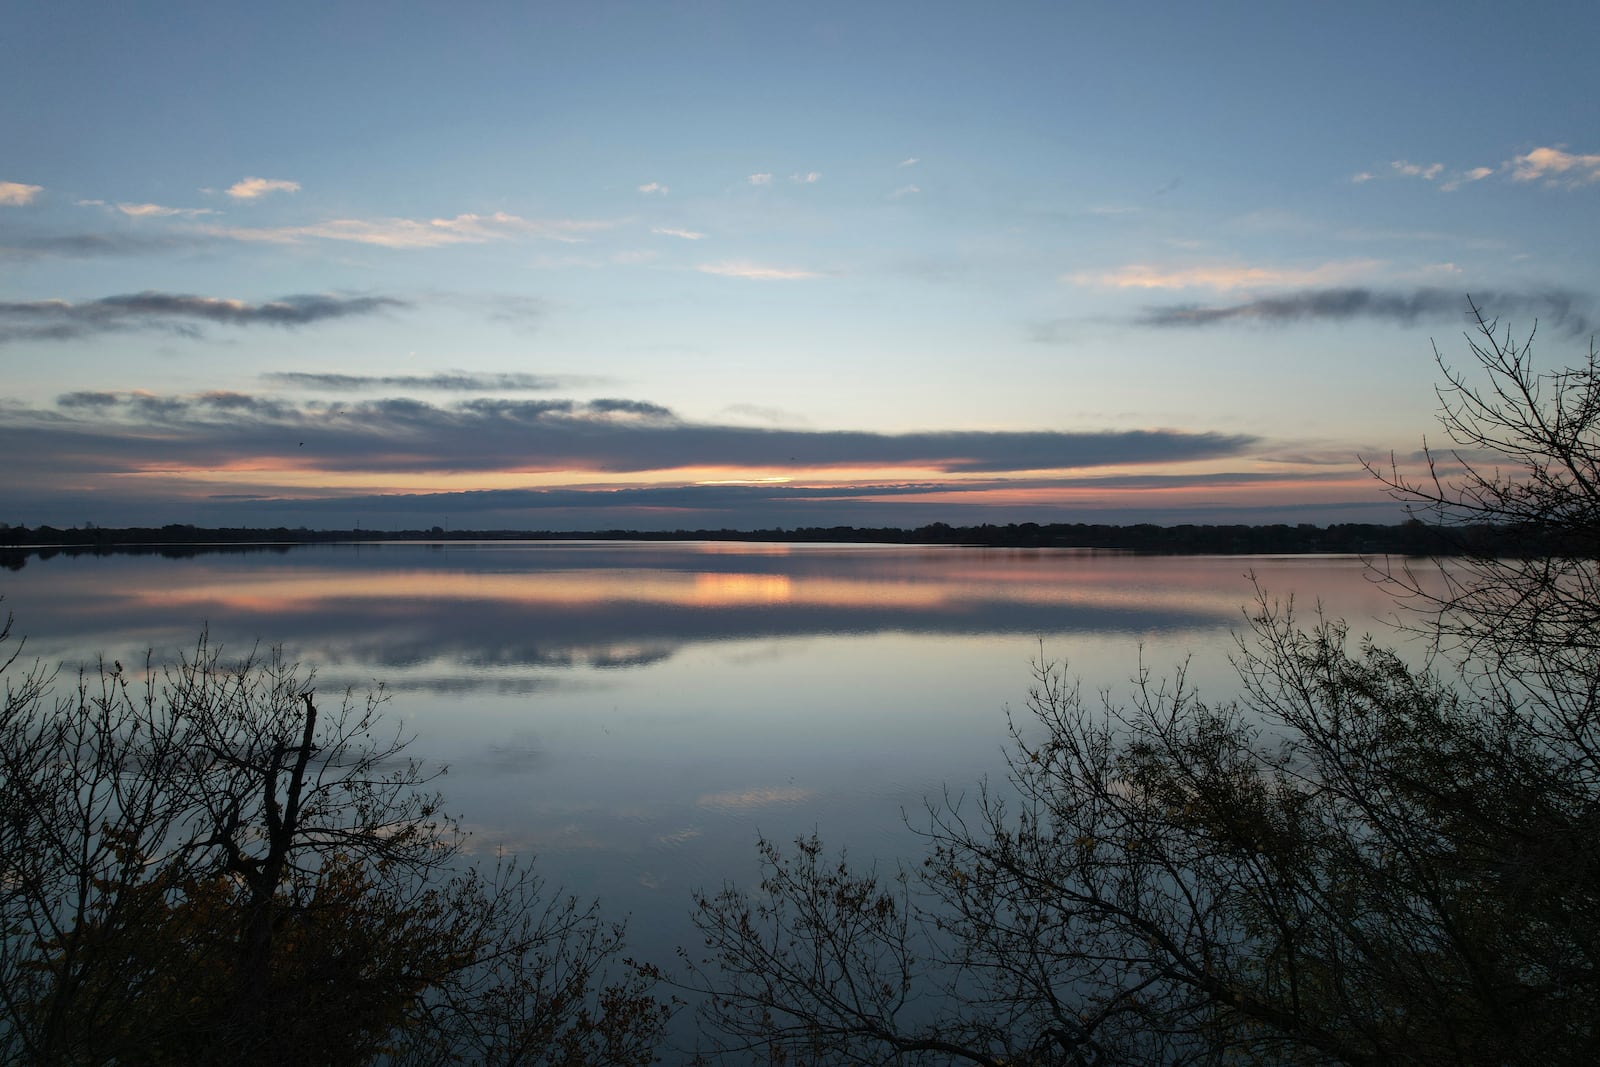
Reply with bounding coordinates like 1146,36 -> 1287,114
263,371 -> 571,392
898,157 -> 919,167
722,402 -> 806,426
0,231 -> 218,260
586,397 -> 674,417
1135,286 -> 1596,336
0,181 -> 43,206
120,202 -> 214,219
1372,146 -> 1600,192
57,389 -> 299,421
650,226 -> 705,240
1385,159 -> 1495,191
1442,166 -> 1495,192
747,173 -> 773,186
1067,260 -> 1380,291
107,201 -> 218,219
1508,146 -> 1600,187
791,171 -> 822,184
889,184 -> 920,198
472,293 -> 551,325
225,176 -> 301,200
637,181 -> 669,195
1350,171 -> 1376,184
0,291 -> 408,344
1391,160 -> 1445,180
207,212 -> 612,249
697,261 -> 821,281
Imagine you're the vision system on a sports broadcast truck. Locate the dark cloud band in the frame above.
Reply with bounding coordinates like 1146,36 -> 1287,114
1138,287 -> 1595,337
0,291 -> 408,343
15,390 -> 1257,477
0,232 -> 214,260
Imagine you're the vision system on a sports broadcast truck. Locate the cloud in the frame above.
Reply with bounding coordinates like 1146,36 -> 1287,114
791,172 -> 822,184
0,181 -> 43,205
747,173 -> 773,185
722,402 -> 806,425
208,212 -> 612,249
262,371 -> 571,392
0,291 -> 408,344
1439,166 -> 1496,192
57,389 -> 297,421
1508,146 -> 1600,186
194,390 -> 297,416
1351,172 -> 1375,184
889,184 -> 921,198
697,261 -> 821,281
225,176 -> 301,200
898,157 -> 919,167
637,182 -> 668,195
79,198 -> 216,218
1375,148 -> 1600,192
1068,260 -> 1381,291
54,390 -> 120,409
0,232 -> 216,260
1392,160 -> 1445,180
585,397 -> 674,418
650,226 -> 705,240
1136,287 -> 1596,336
7,390 -> 1258,479
3,391 -> 1300,529
462,294 -> 551,329
113,202 -> 218,219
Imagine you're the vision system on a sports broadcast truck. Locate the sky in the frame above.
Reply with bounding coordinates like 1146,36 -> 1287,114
3,0 -> 1599,531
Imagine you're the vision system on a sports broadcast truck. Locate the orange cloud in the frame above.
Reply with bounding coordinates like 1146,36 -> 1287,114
225,176 -> 301,199
1,181 -> 45,205
1509,146 -> 1600,186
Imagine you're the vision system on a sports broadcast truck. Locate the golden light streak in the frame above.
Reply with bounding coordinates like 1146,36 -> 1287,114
692,572 -> 793,603
108,556 -> 1252,618
142,463 -> 965,493
103,452 -> 1370,517
695,787 -> 815,812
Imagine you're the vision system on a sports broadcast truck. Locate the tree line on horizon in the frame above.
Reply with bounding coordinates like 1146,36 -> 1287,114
0,516 -> 1526,568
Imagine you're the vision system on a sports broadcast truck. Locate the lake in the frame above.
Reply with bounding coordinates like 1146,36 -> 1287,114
0,541 -> 1415,1021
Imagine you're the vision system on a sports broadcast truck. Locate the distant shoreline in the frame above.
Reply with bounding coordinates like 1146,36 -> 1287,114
0,519 -> 1504,563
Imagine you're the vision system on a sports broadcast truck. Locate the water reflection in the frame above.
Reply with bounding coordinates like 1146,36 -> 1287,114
0,541 -> 1407,1000
3,541 -> 1385,678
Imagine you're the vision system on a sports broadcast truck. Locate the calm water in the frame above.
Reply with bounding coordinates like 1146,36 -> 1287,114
0,542 -> 1411,991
